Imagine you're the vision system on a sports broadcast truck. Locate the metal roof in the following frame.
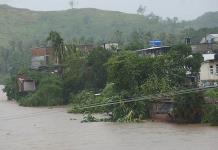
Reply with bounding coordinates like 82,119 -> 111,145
136,46 -> 171,52
209,34 -> 218,38
200,34 -> 218,44
202,54 -> 215,61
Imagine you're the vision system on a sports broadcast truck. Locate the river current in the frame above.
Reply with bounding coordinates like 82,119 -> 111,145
0,85 -> 218,150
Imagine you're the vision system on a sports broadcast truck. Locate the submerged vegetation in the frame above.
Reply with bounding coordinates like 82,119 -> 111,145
202,105 -> 218,126
19,76 -> 63,106
173,92 -> 205,123
3,29 -> 218,125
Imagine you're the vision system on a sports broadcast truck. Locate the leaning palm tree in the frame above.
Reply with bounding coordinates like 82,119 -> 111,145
47,31 -> 65,65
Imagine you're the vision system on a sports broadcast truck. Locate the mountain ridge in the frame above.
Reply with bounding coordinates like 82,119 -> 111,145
0,4 -> 218,47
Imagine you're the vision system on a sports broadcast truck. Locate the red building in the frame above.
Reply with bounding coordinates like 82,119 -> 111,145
31,47 -> 54,69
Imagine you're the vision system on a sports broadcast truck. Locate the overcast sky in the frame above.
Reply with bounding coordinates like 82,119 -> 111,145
1,0 -> 218,20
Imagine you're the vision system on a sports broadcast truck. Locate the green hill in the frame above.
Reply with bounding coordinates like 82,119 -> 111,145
0,4 -> 149,46
190,11 -> 218,29
0,4 -> 218,47
1,4 -> 218,76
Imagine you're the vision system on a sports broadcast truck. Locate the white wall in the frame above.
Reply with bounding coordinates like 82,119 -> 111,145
104,43 -> 119,50
200,61 -> 218,81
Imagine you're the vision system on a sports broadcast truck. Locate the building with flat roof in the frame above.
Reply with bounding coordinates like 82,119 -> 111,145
102,43 -> 119,52
136,46 -> 171,57
192,34 -> 218,54
31,47 -> 54,69
199,53 -> 218,87
76,44 -> 95,54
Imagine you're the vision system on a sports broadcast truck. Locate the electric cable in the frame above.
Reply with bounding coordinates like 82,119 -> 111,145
0,86 -> 217,121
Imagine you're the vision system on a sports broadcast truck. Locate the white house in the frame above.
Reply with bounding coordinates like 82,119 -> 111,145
102,43 -> 119,51
191,34 -> 218,53
199,54 -> 218,87
200,34 -> 218,44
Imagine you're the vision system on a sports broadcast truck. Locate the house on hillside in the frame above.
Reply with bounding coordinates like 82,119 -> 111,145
192,34 -> 218,53
136,46 -> 171,57
77,44 -> 95,54
199,53 -> 218,87
200,34 -> 218,44
102,43 -> 119,52
31,47 -> 55,69
136,40 -> 171,57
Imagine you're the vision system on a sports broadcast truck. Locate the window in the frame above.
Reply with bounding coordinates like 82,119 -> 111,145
210,65 -> 214,74
216,64 -> 218,74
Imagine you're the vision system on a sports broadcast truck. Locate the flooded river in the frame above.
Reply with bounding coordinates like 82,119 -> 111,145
0,85 -> 218,150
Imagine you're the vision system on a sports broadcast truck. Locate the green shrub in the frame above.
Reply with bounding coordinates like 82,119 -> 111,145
69,83 -> 152,122
101,83 -> 117,97
70,91 -> 96,105
173,92 -> 205,123
3,69 -> 51,101
81,113 -> 98,123
19,76 -> 63,107
111,98 -> 151,122
142,74 -> 173,95
205,89 -> 218,100
202,105 -> 218,126
69,83 -> 118,114
69,90 -> 108,113
3,76 -> 23,100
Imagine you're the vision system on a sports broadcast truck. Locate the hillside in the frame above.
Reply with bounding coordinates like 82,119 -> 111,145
190,11 -> 218,29
0,5 -> 148,46
0,4 -> 218,47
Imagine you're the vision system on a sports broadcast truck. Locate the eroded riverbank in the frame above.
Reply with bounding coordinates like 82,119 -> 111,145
0,86 -> 218,150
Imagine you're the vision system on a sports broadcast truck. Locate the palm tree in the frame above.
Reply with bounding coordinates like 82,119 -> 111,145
47,31 -> 65,65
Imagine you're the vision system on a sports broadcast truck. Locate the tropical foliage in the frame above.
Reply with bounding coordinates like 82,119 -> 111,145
47,31 -> 65,64
19,75 -> 63,107
173,92 -> 205,123
4,30 -> 216,124
203,105 -> 218,126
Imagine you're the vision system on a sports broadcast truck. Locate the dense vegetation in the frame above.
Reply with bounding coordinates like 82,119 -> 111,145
4,69 -> 64,106
4,30 -> 218,125
173,92 -> 205,123
5,31 -> 202,122
1,4 -> 218,124
19,75 -> 63,106
1,5 -> 218,79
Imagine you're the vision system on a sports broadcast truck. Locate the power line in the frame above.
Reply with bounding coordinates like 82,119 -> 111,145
75,86 -> 218,110
0,86 -> 217,121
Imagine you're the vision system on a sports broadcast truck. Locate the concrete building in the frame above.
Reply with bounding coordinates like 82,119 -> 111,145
31,47 -> 54,69
77,44 -> 95,54
136,40 -> 170,57
192,34 -> 218,54
200,34 -> 218,44
102,43 -> 119,51
136,46 -> 171,57
199,54 -> 218,87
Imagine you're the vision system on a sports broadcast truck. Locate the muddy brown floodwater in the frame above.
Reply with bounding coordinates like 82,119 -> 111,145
0,85 -> 218,150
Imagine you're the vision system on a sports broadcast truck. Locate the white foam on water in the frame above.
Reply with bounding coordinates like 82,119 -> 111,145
0,85 -> 7,101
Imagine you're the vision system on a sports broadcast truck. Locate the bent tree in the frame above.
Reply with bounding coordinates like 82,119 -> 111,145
47,31 -> 65,64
